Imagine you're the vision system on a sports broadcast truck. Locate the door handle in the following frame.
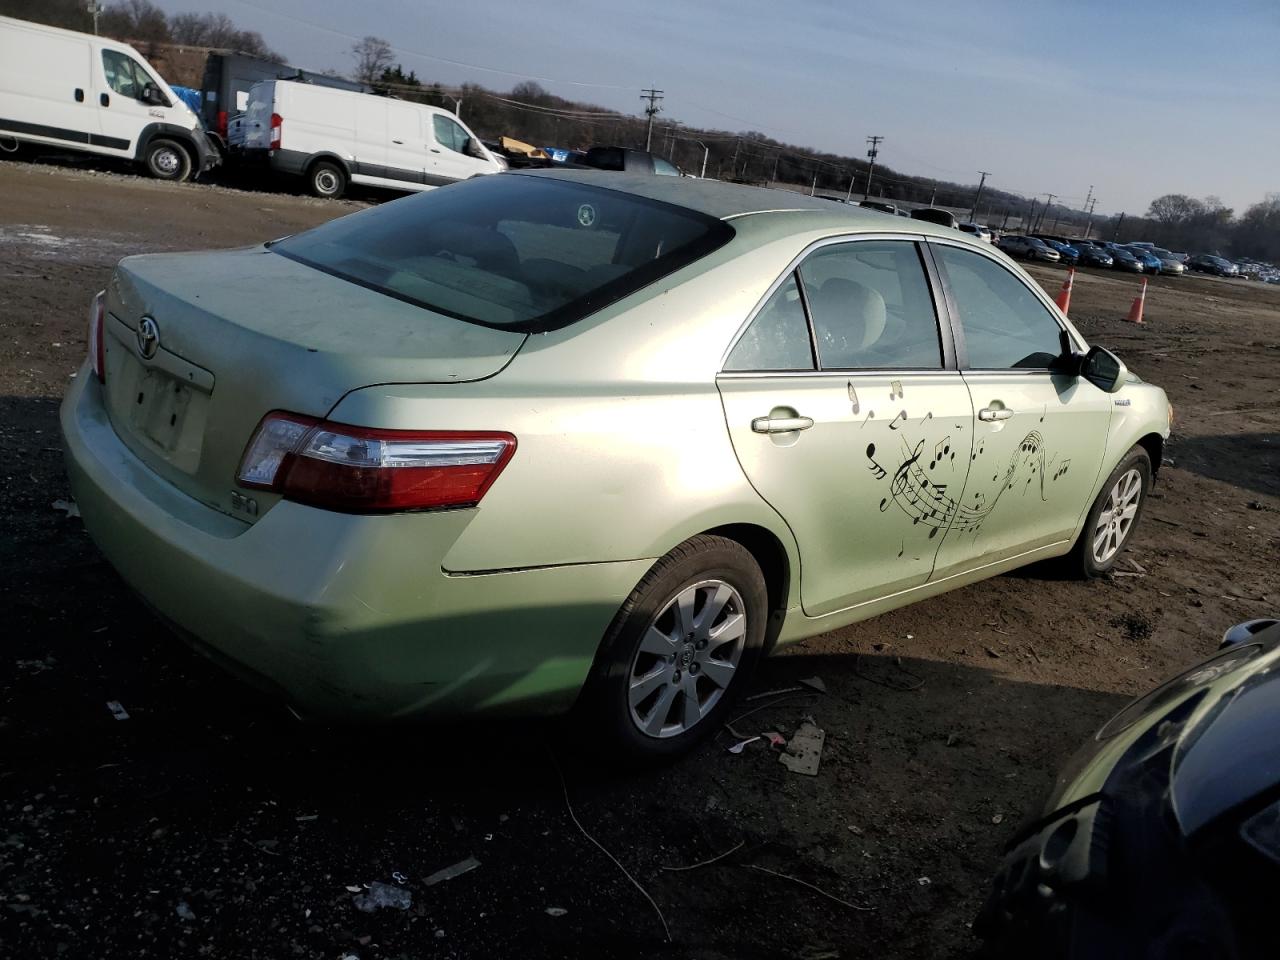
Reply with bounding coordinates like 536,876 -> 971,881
74,88 -> 84,102
100,92 -> 110,107
430,148 -> 441,153
752,415 -> 814,434
392,139 -> 404,144
978,407 -> 1014,422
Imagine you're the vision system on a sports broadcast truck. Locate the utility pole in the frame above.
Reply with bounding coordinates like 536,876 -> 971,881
771,153 -> 780,184
731,137 -> 741,179
87,0 -> 103,34
970,171 -> 990,221
1000,209 -> 1011,230
862,135 -> 883,201
928,180 -> 937,206
1083,198 -> 1098,238
810,172 -> 818,196
845,169 -> 856,202
1113,212 -> 1126,241
1026,198 -> 1038,233
1031,193 -> 1055,232
1082,184 -> 1094,220
690,139 -> 709,179
640,88 -> 663,151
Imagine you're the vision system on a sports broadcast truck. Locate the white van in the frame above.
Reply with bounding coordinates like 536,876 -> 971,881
234,80 -> 504,198
0,15 -> 217,181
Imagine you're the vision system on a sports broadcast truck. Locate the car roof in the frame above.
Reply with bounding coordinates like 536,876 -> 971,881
509,169 -> 962,237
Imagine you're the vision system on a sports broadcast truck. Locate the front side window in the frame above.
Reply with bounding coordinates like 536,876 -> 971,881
725,273 -> 814,371
432,115 -> 469,153
652,157 -> 680,177
102,50 -> 148,98
797,240 -> 942,369
271,174 -> 734,332
934,244 -> 1064,369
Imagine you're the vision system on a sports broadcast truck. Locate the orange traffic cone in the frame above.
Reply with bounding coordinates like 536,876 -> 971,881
1125,277 -> 1148,324
1055,267 -> 1075,314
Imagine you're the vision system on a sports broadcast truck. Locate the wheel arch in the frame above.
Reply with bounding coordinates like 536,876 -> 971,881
134,123 -> 199,165
1136,432 -> 1164,482
699,522 -> 794,653
304,152 -> 351,179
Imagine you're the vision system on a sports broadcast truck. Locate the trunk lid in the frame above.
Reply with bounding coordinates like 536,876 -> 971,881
101,245 -> 526,521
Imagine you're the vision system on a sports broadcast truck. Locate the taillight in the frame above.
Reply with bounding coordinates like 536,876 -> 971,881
269,112 -> 282,150
236,412 -> 516,514
216,110 -> 228,137
88,290 -> 106,383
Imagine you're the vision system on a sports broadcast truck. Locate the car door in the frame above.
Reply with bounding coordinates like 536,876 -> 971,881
717,237 -> 975,617
95,47 -> 160,157
428,112 -> 487,184
927,240 -> 1114,576
383,101 -> 425,186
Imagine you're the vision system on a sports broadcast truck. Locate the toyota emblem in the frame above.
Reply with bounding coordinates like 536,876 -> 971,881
136,316 -> 159,360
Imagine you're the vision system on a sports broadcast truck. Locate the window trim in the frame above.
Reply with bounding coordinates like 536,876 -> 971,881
925,237 -> 1085,374
719,233 -> 957,375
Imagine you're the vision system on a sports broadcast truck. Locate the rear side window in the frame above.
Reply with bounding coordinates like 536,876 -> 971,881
725,273 -> 814,371
272,174 -> 734,333
798,241 -> 942,369
653,157 -> 680,177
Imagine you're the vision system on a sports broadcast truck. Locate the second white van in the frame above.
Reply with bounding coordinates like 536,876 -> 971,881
0,15 -> 218,181
234,80 -> 504,198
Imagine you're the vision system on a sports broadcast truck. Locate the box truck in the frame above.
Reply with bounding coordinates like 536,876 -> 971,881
0,15 -> 217,181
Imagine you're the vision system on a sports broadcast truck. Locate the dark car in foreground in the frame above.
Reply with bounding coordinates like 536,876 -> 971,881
979,617 -> 1280,960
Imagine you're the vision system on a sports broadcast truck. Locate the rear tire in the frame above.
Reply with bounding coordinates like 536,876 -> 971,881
578,535 -> 768,762
1065,446 -> 1151,579
143,138 -> 192,182
308,160 -> 346,199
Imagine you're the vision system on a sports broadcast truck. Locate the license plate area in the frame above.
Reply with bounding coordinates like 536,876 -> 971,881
131,366 -> 195,452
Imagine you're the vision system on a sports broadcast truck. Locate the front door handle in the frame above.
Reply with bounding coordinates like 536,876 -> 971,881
430,148 -> 441,153
392,139 -> 404,144
100,92 -> 110,107
978,407 -> 1014,422
74,88 -> 85,102
752,415 -> 814,434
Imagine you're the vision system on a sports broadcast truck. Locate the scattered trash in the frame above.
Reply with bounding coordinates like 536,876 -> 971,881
916,877 -> 931,886
344,885 -> 362,893
352,881 -> 412,913
545,907 -> 568,917
745,686 -> 802,701
51,498 -> 80,518
295,814 -> 318,822
797,676 -> 827,694
1248,501 -> 1264,511
983,646 -> 1002,659
175,901 -> 195,920
905,634 -> 914,640
391,870 -> 408,885
423,857 -> 479,886
779,719 -> 825,776
433,929 -> 446,939
992,813 -> 1004,825
764,731 -> 786,748
662,840 -> 745,872
728,736 -> 761,754
745,864 -> 872,911
106,700 -> 130,721
1128,558 -> 1147,574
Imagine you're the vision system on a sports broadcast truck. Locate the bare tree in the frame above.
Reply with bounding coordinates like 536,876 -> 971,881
351,36 -> 393,86
99,0 -> 170,47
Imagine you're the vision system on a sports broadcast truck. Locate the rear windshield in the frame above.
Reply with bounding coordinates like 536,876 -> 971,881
271,174 -> 734,333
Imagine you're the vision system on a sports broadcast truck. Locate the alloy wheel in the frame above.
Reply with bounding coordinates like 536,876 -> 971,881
1092,467 -> 1143,564
627,579 -> 746,739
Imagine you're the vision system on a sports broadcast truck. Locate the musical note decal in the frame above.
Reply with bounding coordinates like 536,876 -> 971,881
860,409 -> 876,428
866,442 -> 887,479
888,410 -> 908,430
848,381 -> 860,415
889,380 -> 904,400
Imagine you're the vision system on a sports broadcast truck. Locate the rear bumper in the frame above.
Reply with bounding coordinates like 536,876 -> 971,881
60,368 -> 646,720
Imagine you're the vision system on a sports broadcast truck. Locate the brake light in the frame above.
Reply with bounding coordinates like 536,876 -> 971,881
236,412 -> 516,513
87,290 -> 106,383
269,112 -> 282,150
216,110 -> 228,137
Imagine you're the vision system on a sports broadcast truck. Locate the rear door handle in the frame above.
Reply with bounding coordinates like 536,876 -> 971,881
430,148 -> 441,153
74,88 -> 84,102
100,92 -> 110,107
752,415 -> 814,434
392,139 -> 404,144
978,407 -> 1014,422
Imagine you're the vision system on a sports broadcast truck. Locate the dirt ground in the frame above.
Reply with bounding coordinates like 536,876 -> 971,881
1,158 -> 1276,960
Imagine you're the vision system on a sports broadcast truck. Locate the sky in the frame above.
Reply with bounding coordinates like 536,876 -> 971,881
161,0 -> 1279,215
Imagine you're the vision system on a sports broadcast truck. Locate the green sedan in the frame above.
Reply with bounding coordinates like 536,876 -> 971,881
60,171 -> 1171,758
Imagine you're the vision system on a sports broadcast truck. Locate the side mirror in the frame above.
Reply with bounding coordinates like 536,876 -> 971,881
463,137 -> 486,159
1221,619 -> 1280,648
141,83 -> 166,107
1080,345 -> 1127,393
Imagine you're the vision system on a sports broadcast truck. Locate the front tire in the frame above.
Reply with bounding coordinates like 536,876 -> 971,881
143,138 -> 192,182
308,160 -> 346,199
1066,446 -> 1152,578
579,535 -> 768,761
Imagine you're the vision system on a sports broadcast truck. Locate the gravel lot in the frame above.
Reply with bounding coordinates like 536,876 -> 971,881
1,159 -> 1276,960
